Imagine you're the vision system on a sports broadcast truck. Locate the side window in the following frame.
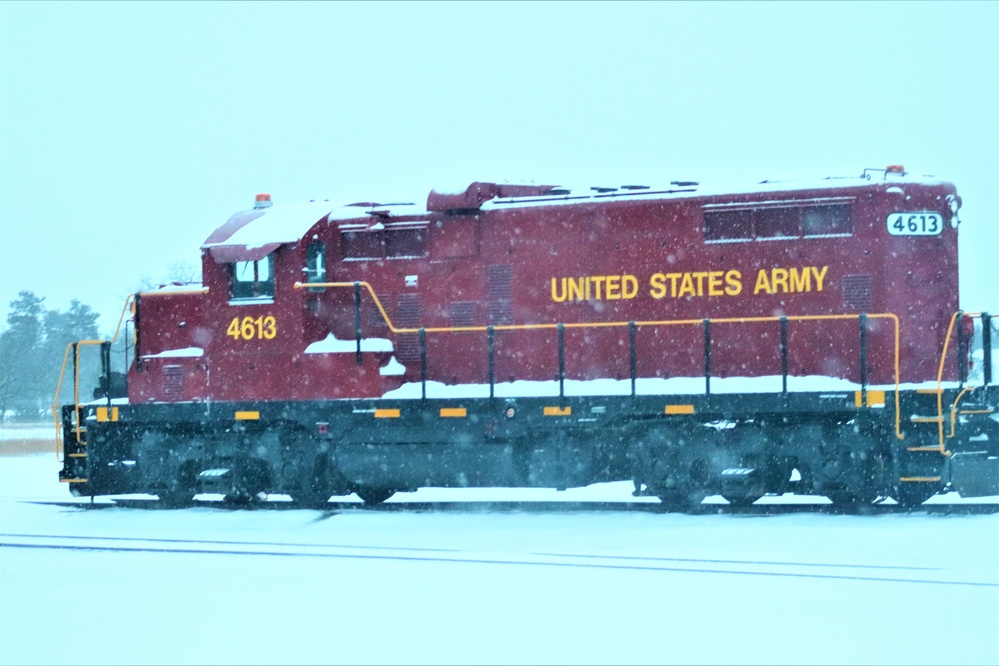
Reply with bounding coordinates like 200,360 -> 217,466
803,204 -> 852,236
341,224 -> 428,260
230,255 -> 275,301
342,230 -> 383,261
305,241 -> 326,291
704,210 -> 753,242
755,207 -> 801,239
704,204 -> 852,242
386,228 -> 427,258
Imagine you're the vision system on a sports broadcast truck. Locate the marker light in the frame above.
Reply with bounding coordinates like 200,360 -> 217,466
253,193 -> 273,209
886,165 -> 905,174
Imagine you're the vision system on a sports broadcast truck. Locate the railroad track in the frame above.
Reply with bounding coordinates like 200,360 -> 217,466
12,497 -> 999,515
2,531 -> 995,588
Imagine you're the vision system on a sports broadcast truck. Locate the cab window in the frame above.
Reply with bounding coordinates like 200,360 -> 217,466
305,241 -> 326,292
230,255 -> 275,300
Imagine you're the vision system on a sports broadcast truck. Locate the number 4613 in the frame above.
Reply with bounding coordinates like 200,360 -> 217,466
227,315 -> 277,340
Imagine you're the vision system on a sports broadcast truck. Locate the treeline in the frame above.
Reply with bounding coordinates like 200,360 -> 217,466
0,291 -> 124,422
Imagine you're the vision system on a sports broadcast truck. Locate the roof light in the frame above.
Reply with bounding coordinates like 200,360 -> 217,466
253,193 -> 273,209
885,165 -> 905,174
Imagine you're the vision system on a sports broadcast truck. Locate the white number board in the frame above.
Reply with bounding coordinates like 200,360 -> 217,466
886,212 -> 942,236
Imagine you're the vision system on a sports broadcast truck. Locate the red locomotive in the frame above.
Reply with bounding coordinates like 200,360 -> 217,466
56,166 -> 998,507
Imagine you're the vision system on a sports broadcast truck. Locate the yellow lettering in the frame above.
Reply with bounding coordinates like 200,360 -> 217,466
812,265 -> 828,291
789,267 -> 810,293
591,275 -> 605,300
228,315 -> 277,340
772,268 -> 789,294
551,278 -> 567,303
622,274 -> 638,299
707,271 -> 724,296
678,273 -> 696,298
262,315 -> 277,339
649,273 -> 667,299
567,277 -> 584,302
725,270 -> 742,296
605,275 -> 620,299
666,273 -> 681,298
692,272 -> 708,296
754,270 -> 772,295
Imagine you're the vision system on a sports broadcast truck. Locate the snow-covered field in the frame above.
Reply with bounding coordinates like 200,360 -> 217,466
2,427 -> 998,665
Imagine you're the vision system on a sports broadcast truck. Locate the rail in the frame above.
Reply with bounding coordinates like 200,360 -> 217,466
294,281 -> 905,439
51,295 -> 136,459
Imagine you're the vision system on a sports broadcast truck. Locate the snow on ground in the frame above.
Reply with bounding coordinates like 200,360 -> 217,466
1,431 -> 998,665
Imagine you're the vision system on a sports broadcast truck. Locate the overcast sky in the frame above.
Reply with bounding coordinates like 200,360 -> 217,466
1,1 -> 997,330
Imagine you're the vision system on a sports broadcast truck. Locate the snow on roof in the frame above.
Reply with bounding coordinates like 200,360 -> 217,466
479,173 -> 951,212
200,171 -> 950,259
327,202 -> 428,221
201,200 -> 433,262
202,201 -> 337,252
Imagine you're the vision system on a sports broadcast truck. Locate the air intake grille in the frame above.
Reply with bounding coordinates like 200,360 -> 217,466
487,265 -> 513,325
842,274 -> 873,311
449,301 -> 477,327
163,365 -> 184,397
396,294 -> 421,361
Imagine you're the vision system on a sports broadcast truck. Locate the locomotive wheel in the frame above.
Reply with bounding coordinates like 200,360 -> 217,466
157,463 -> 198,507
354,487 -> 395,505
722,494 -> 763,507
291,455 -> 332,508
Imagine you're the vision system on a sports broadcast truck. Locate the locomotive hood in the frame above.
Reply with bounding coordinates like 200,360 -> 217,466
201,201 -> 337,262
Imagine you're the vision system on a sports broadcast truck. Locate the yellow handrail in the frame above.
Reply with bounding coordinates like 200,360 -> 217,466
52,294 -> 137,459
294,281 -> 904,439
928,311 -> 985,456
949,386 -> 976,438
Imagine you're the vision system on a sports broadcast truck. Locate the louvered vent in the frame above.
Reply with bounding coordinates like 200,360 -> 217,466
841,274 -> 873,311
449,301 -> 477,327
163,365 -> 184,397
396,294 -> 421,361
487,265 -> 513,325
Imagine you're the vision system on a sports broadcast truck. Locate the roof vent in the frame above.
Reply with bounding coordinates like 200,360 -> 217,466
253,193 -> 272,209
427,182 -> 558,212
591,186 -> 617,193
620,185 -> 650,190
670,181 -> 699,187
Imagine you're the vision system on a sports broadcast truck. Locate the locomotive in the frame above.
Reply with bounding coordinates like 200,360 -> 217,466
55,166 -> 998,507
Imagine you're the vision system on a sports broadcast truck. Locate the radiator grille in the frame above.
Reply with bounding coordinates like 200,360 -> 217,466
487,265 -> 513,325
163,365 -> 184,397
842,274 -> 873,311
449,301 -> 477,327
396,294 -> 421,361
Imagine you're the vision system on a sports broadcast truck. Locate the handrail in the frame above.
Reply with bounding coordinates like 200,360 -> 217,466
294,281 -> 904,438
926,310 -> 983,457
949,386 -> 977,438
930,311 -> 988,456
52,294 -> 137,458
